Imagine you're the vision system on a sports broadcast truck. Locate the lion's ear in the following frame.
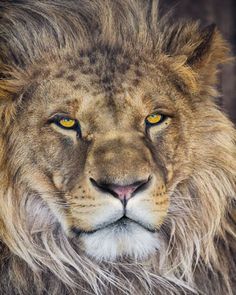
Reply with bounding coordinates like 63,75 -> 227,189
186,24 -> 230,86
163,23 -> 231,87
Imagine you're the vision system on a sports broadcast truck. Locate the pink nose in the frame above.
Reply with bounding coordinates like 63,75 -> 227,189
109,184 -> 139,201
90,177 -> 150,204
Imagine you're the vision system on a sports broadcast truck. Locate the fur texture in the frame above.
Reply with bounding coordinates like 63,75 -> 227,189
0,1 -> 235,295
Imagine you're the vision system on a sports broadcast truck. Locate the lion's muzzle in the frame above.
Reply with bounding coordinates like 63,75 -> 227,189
66,131 -> 169,242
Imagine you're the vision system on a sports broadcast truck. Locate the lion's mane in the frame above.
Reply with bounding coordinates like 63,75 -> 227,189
0,1 -> 235,295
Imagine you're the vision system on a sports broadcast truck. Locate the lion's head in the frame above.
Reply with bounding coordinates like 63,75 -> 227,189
0,1 -> 235,294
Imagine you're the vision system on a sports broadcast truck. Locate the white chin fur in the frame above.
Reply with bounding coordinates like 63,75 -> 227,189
81,221 -> 159,261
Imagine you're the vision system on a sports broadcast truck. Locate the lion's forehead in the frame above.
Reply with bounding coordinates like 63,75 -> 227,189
28,51 -> 176,131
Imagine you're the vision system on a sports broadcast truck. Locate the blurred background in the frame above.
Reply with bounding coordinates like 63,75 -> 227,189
160,0 -> 236,124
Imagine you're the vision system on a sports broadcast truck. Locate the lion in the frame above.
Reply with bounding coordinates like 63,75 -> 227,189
0,1 -> 235,294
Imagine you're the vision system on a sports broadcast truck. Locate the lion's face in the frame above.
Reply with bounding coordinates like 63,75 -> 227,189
9,50 -> 192,260
1,2 -> 235,294
0,0 -> 235,293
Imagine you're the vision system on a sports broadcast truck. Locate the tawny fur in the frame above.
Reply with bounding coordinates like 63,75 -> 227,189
0,1 -> 235,295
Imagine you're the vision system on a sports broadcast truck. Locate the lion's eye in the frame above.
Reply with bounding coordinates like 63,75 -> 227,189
145,113 -> 166,126
58,118 -> 76,129
49,115 -> 80,132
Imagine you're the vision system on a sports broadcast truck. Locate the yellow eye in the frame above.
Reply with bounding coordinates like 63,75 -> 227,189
146,113 -> 164,125
48,115 -> 81,136
59,118 -> 76,128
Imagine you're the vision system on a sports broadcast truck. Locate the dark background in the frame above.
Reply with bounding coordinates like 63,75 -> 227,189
160,0 -> 236,124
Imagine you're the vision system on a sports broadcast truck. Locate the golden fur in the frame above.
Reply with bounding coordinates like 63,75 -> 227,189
0,1 -> 235,294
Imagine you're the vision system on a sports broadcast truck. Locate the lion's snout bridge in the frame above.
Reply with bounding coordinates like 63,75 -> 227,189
86,131 -> 155,189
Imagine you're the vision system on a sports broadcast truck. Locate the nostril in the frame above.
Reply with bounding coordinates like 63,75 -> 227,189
131,176 -> 152,196
89,178 -> 118,197
90,176 -> 152,202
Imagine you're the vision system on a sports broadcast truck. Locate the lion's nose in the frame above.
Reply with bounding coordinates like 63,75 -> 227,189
110,185 -> 138,200
90,177 -> 151,205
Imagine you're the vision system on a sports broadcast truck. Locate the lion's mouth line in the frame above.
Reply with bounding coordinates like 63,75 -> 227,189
71,216 -> 157,236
